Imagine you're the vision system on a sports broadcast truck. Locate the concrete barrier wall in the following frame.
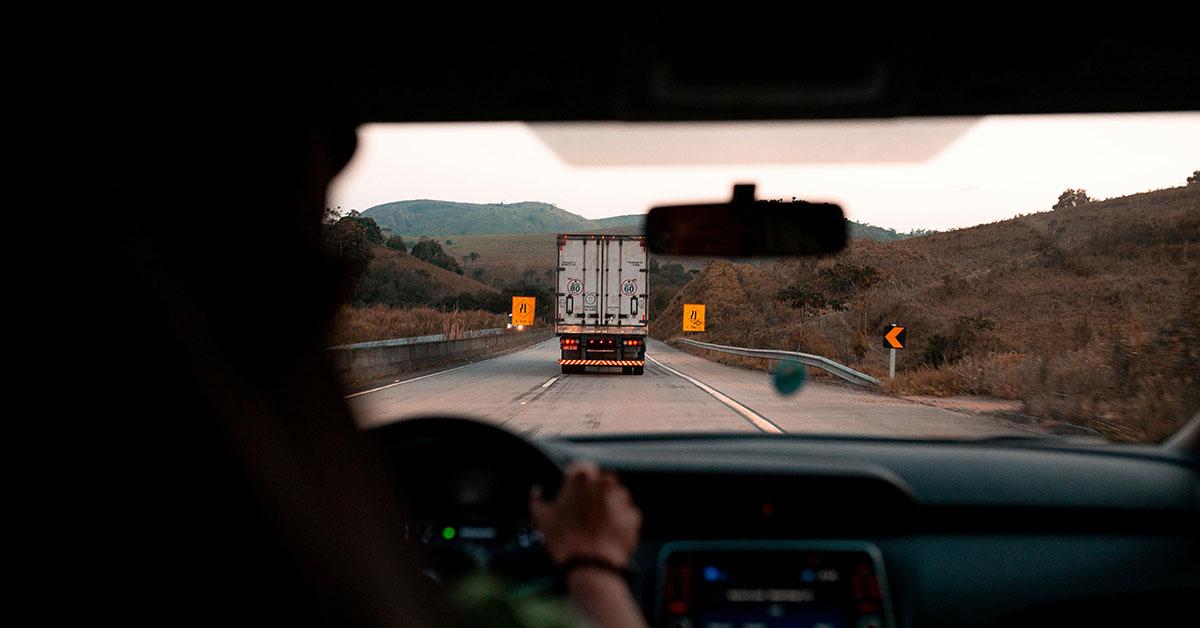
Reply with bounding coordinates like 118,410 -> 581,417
329,328 -> 554,384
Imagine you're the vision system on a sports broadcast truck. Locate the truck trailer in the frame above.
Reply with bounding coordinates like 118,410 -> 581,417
555,234 -> 648,375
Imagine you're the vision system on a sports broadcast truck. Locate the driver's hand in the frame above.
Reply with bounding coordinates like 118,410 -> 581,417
529,461 -> 642,568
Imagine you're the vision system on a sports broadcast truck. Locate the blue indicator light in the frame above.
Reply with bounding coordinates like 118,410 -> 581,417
802,569 -> 816,582
703,566 -> 721,582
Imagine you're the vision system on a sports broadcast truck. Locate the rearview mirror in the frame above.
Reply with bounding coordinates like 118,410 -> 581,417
645,184 -> 846,256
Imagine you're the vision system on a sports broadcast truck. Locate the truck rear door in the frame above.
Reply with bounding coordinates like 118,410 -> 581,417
601,238 -> 647,328
558,237 -> 596,327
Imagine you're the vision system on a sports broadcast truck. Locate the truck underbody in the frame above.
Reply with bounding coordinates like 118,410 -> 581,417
557,331 -> 645,375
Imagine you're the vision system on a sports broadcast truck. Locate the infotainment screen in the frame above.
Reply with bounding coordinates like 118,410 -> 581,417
656,541 -> 893,628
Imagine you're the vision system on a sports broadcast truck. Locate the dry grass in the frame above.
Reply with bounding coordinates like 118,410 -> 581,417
439,233 -> 560,285
651,186 -> 1200,441
328,305 -> 507,346
440,232 -> 711,285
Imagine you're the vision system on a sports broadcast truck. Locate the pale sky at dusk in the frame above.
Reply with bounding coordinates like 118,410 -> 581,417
327,113 -> 1199,233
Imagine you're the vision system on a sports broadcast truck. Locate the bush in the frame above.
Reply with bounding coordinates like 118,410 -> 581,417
385,235 -> 407,253
351,264 -> 433,308
1053,188 -> 1094,210
323,214 -> 383,277
776,284 -> 843,319
411,237 -> 463,274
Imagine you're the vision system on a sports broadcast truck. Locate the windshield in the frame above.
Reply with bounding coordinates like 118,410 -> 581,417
326,115 -> 1199,444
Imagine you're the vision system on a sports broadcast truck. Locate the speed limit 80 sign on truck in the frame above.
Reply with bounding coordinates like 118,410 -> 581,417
555,234 -> 648,376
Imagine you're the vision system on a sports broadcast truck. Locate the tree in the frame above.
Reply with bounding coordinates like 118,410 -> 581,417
649,259 -> 695,289
323,214 -> 382,278
1189,170 -> 1199,186
467,251 -> 480,262
410,237 -> 463,274
818,263 -> 879,295
817,263 -> 881,336
352,265 -> 433,308
326,211 -> 383,244
776,284 -> 843,322
385,235 -> 407,253
1053,189 -> 1094,210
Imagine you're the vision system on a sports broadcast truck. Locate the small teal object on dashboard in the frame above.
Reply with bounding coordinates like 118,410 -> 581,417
772,358 -> 808,395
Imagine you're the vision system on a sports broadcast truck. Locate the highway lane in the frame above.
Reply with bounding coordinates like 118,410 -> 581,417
347,338 -> 1030,438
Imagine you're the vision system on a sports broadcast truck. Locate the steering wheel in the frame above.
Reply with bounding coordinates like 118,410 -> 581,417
365,416 -> 566,584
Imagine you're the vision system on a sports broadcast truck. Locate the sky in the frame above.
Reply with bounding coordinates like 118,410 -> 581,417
326,113 -> 1199,232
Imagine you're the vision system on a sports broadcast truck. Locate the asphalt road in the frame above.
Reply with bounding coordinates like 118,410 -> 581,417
347,338 -> 1030,439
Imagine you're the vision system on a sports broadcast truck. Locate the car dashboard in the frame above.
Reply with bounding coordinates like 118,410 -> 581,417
369,419 -> 1200,628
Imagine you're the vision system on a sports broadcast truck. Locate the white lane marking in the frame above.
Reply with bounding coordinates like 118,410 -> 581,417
345,337 -> 555,399
645,355 -> 785,434
344,361 -> 477,398
541,377 -> 558,388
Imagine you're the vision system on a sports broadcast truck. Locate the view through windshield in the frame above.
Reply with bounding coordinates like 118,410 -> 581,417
326,115 -> 1199,443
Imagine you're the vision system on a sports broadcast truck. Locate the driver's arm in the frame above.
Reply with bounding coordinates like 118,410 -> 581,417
530,461 -> 649,628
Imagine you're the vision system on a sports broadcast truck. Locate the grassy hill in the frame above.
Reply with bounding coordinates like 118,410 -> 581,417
328,245 -> 502,346
591,214 -> 644,229
442,232 -> 715,288
359,243 -> 498,300
363,200 -> 596,236
649,185 -> 1200,442
849,222 -> 933,242
363,199 -> 926,242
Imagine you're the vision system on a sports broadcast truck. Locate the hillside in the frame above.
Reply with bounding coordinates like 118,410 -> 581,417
650,185 -> 1200,441
849,221 -> 932,242
363,200 -> 596,236
362,198 -> 926,242
361,243 -> 498,300
441,232 -> 714,287
591,214 -> 643,229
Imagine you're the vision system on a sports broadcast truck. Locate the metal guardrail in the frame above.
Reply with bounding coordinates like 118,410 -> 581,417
674,338 -> 883,388
331,327 -> 506,350
329,327 -> 552,384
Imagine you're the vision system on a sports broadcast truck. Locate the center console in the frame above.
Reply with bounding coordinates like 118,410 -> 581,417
656,541 -> 894,628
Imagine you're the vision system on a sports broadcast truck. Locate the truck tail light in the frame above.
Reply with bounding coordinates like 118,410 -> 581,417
623,339 -> 643,346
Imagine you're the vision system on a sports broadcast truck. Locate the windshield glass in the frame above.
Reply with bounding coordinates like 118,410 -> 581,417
327,115 -> 1199,443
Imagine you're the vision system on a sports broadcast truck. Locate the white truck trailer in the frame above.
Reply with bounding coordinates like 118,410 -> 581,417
555,234 -> 648,375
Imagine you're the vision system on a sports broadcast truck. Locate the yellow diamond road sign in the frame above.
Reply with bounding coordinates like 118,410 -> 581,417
511,296 -> 536,326
683,304 -> 705,332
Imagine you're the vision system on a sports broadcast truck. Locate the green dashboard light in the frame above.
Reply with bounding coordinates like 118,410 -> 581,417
442,526 -> 456,540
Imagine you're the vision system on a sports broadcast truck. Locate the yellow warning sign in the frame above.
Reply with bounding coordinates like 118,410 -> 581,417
511,296 -> 536,326
683,304 -> 705,332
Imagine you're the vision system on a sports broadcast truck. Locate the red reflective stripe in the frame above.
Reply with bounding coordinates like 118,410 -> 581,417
557,360 -> 645,366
